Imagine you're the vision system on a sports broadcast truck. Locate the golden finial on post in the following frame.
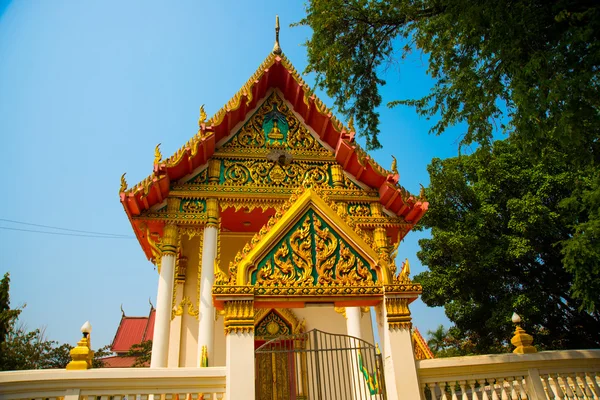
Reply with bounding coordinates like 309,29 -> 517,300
66,321 -> 94,370
154,143 -> 162,165
272,15 -> 282,55
391,155 -> 399,176
199,104 -> 207,126
511,313 -> 537,354
119,173 -> 128,193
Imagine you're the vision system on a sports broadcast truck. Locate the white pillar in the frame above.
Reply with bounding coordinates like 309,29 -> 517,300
150,223 -> 178,368
224,299 -> 255,400
168,256 -> 187,368
346,306 -> 370,399
197,198 -> 219,366
346,306 -> 363,339
382,296 -> 421,400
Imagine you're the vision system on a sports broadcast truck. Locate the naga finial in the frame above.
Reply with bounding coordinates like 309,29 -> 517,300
348,115 -> 355,132
419,183 -> 426,199
119,173 -> 128,193
120,304 -> 125,317
397,258 -> 411,283
154,143 -> 162,164
149,297 -> 155,310
272,15 -> 282,55
199,104 -> 207,126
391,155 -> 399,176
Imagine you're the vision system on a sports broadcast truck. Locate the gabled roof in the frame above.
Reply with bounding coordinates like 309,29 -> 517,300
230,188 -> 385,286
119,51 -> 428,254
110,308 -> 155,353
413,327 -> 435,360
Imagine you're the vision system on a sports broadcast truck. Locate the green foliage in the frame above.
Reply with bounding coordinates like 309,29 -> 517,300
125,340 -> 152,367
92,344 -> 114,368
426,324 -> 489,357
0,324 -> 74,370
0,273 -> 21,346
297,0 -> 599,157
416,139 -> 600,352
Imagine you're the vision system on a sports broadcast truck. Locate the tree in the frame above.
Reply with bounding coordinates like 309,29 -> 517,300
297,0 -> 600,314
125,340 -> 152,367
415,139 -> 600,353
297,0 -> 599,156
0,273 -> 21,346
0,323 -> 74,370
92,345 -> 114,368
426,325 -> 479,358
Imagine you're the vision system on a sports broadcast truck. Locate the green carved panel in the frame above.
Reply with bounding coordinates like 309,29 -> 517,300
251,208 -> 377,285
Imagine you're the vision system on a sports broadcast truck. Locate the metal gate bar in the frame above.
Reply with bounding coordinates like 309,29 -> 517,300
256,329 -> 387,400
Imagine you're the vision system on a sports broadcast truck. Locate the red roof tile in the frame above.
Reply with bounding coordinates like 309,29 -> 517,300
100,356 -> 148,368
110,308 -> 155,353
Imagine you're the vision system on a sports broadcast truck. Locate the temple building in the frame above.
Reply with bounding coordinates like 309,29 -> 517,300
118,22 -> 431,398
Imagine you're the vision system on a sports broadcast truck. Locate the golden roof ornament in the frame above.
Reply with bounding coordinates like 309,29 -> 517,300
119,173 -> 127,193
348,115 -> 355,132
154,143 -> 162,164
391,155 -> 399,176
272,15 -> 282,55
397,258 -> 411,283
199,104 -> 207,126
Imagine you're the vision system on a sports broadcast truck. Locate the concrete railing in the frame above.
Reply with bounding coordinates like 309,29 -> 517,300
0,367 -> 227,400
417,349 -> 600,400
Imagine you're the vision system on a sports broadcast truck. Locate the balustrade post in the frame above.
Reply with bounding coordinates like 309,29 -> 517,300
64,388 -> 80,400
526,368 -> 550,399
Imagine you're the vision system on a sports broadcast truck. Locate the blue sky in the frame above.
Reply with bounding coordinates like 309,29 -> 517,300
0,1 -> 466,348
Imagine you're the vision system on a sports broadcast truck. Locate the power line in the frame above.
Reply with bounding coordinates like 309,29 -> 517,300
0,226 -> 134,239
0,218 -> 131,238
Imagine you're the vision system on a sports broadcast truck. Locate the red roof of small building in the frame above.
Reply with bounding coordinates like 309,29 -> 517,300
110,308 -> 155,354
100,356 -> 147,368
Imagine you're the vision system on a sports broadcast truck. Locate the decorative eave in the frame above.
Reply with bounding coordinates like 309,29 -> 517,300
120,51 -> 428,259
413,327 -> 435,360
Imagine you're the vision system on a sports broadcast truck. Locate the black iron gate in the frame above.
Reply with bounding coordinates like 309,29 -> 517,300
255,329 -> 387,400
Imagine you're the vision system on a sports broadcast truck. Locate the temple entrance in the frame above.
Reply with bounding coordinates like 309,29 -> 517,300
255,329 -> 387,400
254,309 -> 304,400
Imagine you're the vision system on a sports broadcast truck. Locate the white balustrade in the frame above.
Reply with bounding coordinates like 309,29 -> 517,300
0,367 -> 226,400
418,350 -> 600,400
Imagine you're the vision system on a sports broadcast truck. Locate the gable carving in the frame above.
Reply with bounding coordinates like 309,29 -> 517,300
220,91 -> 333,156
251,208 -> 378,287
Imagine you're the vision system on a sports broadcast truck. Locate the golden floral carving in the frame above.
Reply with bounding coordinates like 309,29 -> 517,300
221,159 -> 331,188
173,296 -> 199,319
348,203 -> 371,217
181,200 -> 205,213
255,212 -> 375,287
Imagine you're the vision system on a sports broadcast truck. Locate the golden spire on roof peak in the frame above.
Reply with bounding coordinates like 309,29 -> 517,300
273,15 -> 282,55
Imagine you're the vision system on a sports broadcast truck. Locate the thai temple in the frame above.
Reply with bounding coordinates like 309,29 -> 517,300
117,17 -> 429,398
1,17 -> 599,400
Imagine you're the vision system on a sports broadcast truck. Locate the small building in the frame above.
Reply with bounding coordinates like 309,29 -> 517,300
101,307 -> 155,368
